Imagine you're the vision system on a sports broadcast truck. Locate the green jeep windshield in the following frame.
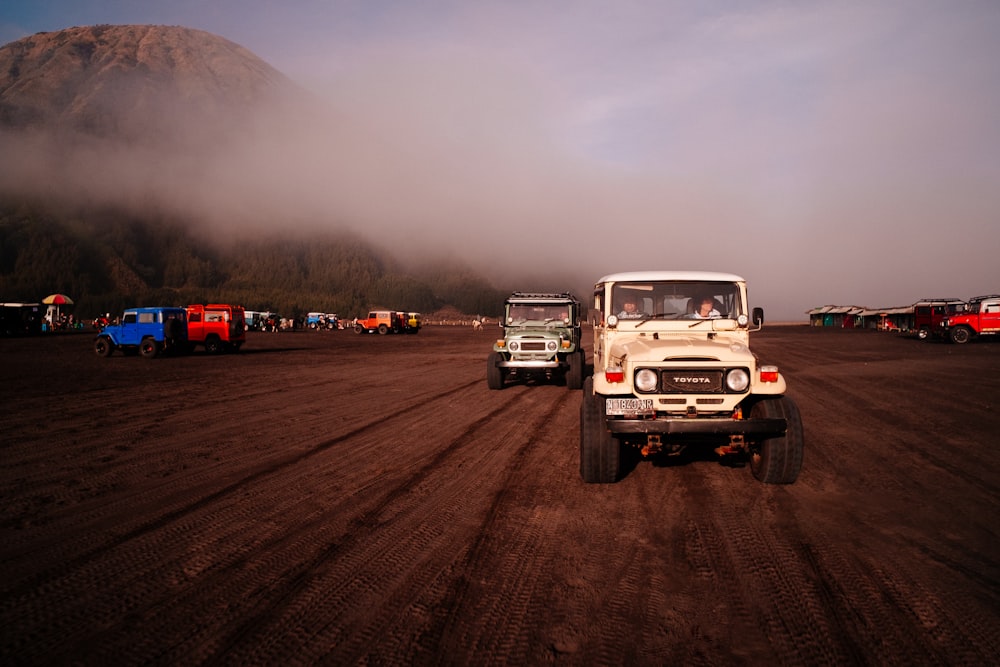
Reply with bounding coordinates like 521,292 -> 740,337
507,304 -> 572,324
612,282 -> 743,320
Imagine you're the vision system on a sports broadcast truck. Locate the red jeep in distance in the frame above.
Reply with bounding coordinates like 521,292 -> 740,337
186,304 -> 246,353
912,298 -> 966,340
939,295 -> 1000,344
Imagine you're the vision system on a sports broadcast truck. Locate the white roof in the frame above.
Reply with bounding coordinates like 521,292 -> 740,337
596,271 -> 745,284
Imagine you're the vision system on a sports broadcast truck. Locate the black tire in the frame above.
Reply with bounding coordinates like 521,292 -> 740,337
204,336 -> 223,354
749,396 -> 804,484
355,324 -> 365,334
917,327 -> 929,340
378,324 -> 388,335
139,338 -> 159,358
486,352 -> 505,390
949,326 -> 972,344
580,377 -> 620,483
566,350 -> 584,390
94,337 -> 113,357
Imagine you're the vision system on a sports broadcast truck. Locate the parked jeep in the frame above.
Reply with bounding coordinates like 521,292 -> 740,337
93,307 -> 188,358
939,294 -> 1000,344
487,292 -> 585,390
913,298 -> 965,340
580,271 -> 803,484
404,312 -> 422,334
355,310 -> 401,334
187,304 -> 246,353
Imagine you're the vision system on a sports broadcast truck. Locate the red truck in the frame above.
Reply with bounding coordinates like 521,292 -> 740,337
912,298 -> 966,340
186,304 -> 246,353
939,295 -> 1000,344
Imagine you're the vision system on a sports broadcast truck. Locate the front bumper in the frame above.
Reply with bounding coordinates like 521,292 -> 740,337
499,358 -> 563,369
607,417 -> 786,436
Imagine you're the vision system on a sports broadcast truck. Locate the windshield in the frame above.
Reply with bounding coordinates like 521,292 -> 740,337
611,282 -> 743,321
507,304 -> 572,324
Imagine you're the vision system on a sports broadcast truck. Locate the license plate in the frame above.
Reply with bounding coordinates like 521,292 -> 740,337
606,398 -> 654,415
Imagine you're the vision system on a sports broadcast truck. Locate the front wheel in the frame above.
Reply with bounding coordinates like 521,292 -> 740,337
949,326 -> 972,344
486,352 -> 504,390
580,377 -> 620,483
917,327 -> 929,340
139,338 -> 159,358
204,336 -> 223,354
94,337 -> 114,357
566,350 -> 584,390
748,396 -> 804,484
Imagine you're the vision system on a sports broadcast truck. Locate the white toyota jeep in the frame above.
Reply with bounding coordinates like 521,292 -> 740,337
580,271 -> 803,484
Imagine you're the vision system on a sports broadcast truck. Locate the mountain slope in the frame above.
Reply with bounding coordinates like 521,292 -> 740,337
0,24 -> 296,144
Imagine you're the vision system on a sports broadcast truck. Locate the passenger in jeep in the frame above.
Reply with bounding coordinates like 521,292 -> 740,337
688,296 -> 722,319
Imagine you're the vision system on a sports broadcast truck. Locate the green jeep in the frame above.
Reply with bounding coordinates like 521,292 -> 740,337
487,292 -> 585,390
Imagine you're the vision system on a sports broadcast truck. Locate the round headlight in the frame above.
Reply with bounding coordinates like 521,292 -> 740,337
547,340 -> 557,351
509,341 -> 519,351
635,369 -> 658,392
607,314 -> 619,327
737,314 -> 749,327
726,368 -> 750,392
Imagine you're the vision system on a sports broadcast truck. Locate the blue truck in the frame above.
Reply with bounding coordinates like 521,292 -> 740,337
94,307 -> 188,358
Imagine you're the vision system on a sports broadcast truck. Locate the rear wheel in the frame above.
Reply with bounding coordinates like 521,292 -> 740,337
917,327 -> 929,340
355,324 -> 365,334
139,338 -> 159,358
949,326 -> 972,344
378,324 -> 388,335
204,336 -> 223,354
566,350 -> 584,390
486,352 -> 504,390
94,337 -> 113,357
749,396 -> 804,484
580,377 -> 620,483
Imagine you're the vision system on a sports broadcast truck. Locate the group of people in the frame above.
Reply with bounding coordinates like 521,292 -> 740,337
618,296 -> 721,320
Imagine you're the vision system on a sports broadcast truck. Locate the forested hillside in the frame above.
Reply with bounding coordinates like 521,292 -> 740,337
0,199 -> 509,319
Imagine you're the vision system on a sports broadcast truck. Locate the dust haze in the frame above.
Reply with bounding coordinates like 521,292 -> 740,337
3,2 -> 999,321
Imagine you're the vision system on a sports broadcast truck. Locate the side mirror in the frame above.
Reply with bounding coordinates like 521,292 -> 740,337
752,307 -> 764,325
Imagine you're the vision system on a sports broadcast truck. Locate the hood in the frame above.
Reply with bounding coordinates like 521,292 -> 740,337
610,332 -> 754,365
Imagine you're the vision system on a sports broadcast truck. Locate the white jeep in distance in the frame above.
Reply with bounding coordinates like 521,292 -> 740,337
581,271 -> 803,484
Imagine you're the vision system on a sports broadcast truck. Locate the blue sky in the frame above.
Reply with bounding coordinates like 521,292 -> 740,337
2,1 -> 999,319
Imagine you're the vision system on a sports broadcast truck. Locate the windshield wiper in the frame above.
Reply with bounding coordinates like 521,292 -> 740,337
634,312 -> 677,328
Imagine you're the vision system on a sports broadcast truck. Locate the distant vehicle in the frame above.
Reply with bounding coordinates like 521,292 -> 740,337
94,307 -> 188,358
580,271 -> 802,485
186,304 -> 246,353
245,311 -> 278,331
403,312 -> 421,334
0,302 -> 44,336
306,312 -> 339,330
487,292 -> 584,390
244,310 -> 270,330
355,310 -> 401,335
913,298 -> 966,340
939,294 -> 1000,344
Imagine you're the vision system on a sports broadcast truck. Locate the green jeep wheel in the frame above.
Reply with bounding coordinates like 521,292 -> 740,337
486,352 -> 505,390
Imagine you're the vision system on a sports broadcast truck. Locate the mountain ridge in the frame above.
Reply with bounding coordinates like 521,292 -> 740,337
0,25 -> 551,319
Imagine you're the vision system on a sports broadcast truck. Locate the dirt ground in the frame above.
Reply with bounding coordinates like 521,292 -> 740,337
1,324 -> 998,665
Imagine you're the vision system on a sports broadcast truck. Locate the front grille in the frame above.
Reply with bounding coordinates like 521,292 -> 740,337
520,341 -> 547,351
660,369 -> 724,393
